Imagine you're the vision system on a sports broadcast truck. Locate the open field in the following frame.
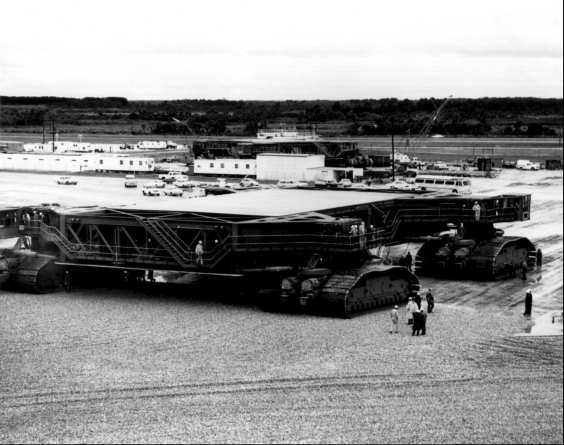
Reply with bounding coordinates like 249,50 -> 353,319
0,169 -> 562,443
2,132 -> 563,162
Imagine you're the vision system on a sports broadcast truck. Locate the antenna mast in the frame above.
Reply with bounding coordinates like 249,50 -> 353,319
406,95 -> 452,158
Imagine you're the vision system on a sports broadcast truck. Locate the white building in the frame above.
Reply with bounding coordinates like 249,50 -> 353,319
192,154 -> 363,183
0,153 -> 155,173
194,158 -> 257,176
133,140 -> 181,150
304,166 -> 364,183
256,154 -> 325,181
256,128 -> 319,141
23,141 -> 127,153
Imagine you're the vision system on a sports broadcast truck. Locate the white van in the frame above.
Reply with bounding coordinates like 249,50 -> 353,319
414,175 -> 472,195
516,160 -> 540,170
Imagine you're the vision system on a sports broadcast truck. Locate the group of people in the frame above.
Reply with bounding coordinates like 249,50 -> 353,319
19,210 -> 50,226
349,222 -> 368,248
390,289 -> 435,335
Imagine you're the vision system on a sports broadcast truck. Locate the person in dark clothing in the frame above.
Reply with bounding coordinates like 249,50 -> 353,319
521,260 -> 528,280
524,289 -> 533,316
420,309 -> 427,335
63,270 -> 71,292
413,293 -> 422,310
405,251 -> 413,272
536,249 -> 543,270
425,289 -> 435,313
412,310 -> 422,336
412,309 -> 427,336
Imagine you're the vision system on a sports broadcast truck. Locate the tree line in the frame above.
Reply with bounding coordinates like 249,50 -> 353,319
1,96 -> 562,137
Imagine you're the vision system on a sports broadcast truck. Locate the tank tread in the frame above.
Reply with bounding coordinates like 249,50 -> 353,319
417,235 -> 536,280
468,236 -> 536,280
5,253 -> 62,293
318,265 -> 419,318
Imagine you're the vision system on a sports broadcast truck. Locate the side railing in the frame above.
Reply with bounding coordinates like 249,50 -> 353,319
37,222 -> 178,265
29,203 -> 521,269
138,218 -> 195,267
137,217 -> 233,269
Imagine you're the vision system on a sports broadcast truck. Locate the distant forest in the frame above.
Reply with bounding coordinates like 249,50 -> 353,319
1,96 -> 562,137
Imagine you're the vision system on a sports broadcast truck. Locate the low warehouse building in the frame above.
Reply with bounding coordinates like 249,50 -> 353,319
194,158 -> 257,176
256,154 -> 325,181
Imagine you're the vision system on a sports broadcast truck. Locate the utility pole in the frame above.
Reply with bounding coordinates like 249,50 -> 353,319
51,119 -> 56,152
391,132 -> 395,181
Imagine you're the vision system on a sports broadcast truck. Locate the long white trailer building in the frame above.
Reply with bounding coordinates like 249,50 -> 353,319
23,140 -> 185,154
0,153 -> 155,173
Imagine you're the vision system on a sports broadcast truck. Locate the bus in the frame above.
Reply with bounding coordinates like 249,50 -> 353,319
413,175 -> 472,195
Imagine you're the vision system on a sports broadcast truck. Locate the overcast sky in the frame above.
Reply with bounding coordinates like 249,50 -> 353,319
1,0 -> 562,100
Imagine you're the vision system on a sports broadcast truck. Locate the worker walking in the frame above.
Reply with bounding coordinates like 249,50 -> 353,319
425,289 -> 435,313
523,289 -> 533,316
406,297 -> 417,325
390,305 -> 399,334
472,201 -> 481,222
195,240 -> 204,266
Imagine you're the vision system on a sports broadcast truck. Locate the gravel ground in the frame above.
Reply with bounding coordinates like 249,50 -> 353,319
0,287 -> 562,443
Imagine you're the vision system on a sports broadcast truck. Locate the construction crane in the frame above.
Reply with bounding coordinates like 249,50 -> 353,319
405,95 -> 453,159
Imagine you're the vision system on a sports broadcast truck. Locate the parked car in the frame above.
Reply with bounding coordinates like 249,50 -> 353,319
238,177 -> 260,189
314,179 -> 338,188
124,177 -> 138,188
142,188 -> 161,196
163,187 -> 183,197
338,178 -> 353,188
516,159 -> 540,170
175,179 -> 197,189
350,182 -> 370,190
159,172 -> 188,183
386,179 -> 419,191
142,180 -> 165,189
56,176 -> 77,185
277,179 -> 308,189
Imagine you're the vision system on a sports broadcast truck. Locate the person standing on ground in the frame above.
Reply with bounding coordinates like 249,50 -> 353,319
390,305 -> 399,334
521,260 -> 528,280
426,289 -> 435,313
406,297 -> 417,325
63,270 -> 71,292
420,308 -> 427,335
523,289 -> 533,316
405,251 -> 413,272
412,309 -> 422,336
413,292 -> 422,310
472,201 -> 481,222
195,240 -> 204,266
